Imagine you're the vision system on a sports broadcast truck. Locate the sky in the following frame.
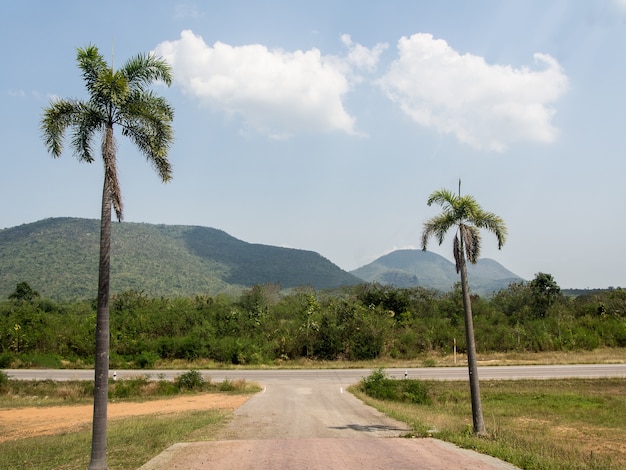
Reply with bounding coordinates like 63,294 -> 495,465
1,0 -> 626,289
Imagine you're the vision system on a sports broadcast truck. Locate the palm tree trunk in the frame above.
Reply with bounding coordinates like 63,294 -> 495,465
89,163 -> 112,470
458,254 -> 487,436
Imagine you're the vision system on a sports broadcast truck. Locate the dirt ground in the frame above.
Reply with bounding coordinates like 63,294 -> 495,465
0,394 -> 249,443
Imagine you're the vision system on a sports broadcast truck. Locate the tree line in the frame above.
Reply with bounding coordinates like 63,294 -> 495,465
1,275 -> 625,369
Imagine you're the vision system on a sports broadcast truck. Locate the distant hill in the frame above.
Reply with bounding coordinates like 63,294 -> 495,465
350,249 -> 523,296
0,218 -> 361,300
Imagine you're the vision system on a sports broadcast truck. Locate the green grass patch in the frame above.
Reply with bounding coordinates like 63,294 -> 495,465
353,373 -> 626,470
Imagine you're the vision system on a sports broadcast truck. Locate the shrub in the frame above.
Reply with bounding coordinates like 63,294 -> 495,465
176,369 -> 205,390
361,368 -> 399,400
134,350 -> 160,369
0,370 -> 8,391
0,352 -> 13,368
361,368 -> 431,404
401,379 -> 431,404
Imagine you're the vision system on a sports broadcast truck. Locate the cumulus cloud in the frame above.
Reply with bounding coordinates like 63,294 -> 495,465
154,30 -> 383,138
377,33 -> 569,151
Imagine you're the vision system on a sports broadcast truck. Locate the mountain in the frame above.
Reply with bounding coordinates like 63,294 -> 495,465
0,218 -> 361,300
350,249 -> 523,295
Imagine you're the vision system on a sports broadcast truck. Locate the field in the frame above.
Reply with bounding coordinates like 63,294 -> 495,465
354,376 -> 626,470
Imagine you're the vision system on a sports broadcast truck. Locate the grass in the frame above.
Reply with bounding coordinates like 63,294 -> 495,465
0,409 -> 229,469
42,347 -> 626,370
352,376 -> 626,470
0,373 -> 260,469
0,372 -> 259,409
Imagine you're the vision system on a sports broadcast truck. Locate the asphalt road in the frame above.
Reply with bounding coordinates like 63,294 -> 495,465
4,363 -> 626,383
6,365 -> 624,469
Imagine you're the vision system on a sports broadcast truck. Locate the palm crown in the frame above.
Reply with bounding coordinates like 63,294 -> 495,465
41,45 -> 174,221
421,188 -> 507,271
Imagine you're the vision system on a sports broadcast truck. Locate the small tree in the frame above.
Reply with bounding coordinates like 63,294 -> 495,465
8,282 -> 40,302
530,272 -> 561,317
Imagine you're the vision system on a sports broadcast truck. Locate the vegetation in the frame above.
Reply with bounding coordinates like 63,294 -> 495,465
1,278 -> 625,368
422,183 -> 507,435
0,218 -> 361,300
0,376 -> 258,470
41,44 -> 175,470
355,371 -> 626,469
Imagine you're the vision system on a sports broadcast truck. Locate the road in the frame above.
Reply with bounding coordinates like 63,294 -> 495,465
136,367 -> 529,470
5,365 -> 624,469
4,363 -> 626,383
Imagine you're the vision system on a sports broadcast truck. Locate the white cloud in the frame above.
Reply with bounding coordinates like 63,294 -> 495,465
8,89 -> 25,97
154,30 -> 377,138
377,33 -> 569,151
341,34 -> 387,73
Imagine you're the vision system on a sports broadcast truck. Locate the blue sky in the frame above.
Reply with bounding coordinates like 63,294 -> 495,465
1,0 -> 625,289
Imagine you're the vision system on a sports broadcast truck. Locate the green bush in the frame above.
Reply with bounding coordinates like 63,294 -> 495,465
361,368 -> 431,404
0,352 -> 13,368
175,369 -> 205,390
400,379 -> 431,404
0,370 -> 8,391
361,368 -> 399,400
134,350 -> 160,369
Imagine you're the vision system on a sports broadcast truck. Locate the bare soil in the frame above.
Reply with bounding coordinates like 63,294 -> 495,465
0,394 -> 248,442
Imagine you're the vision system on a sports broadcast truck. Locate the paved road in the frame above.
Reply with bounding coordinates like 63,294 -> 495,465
4,363 -> 626,383
6,365 -> 624,469
138,370 -> 522,470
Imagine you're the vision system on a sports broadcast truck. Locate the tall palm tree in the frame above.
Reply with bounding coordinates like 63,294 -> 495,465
41,45 -> 174,470
421,182 -> 506,435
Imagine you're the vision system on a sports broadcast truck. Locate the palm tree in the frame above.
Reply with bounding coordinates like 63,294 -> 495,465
41,45 -> 174,470
421,182 -> 506,435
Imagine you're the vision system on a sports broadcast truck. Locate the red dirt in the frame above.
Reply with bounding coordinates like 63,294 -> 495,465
0,394 -> 249,442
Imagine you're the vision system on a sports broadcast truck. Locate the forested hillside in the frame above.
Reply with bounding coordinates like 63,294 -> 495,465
351,249 -> 522,295
0,218 -> 361,300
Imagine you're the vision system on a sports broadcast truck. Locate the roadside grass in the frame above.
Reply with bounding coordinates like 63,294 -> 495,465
0,372 -> 260,469
0,371 -> 260,409
352,376 -> 626,470
38,347 -> 626,370
0,409 -> 229,470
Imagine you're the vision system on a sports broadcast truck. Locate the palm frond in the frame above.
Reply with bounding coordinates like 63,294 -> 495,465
77,45 -> 109,97
41,99 -> 92,160
69,103 -> 105,163
426,188 -> 457,209
421,211 -> 456,250
122,53 -> 172,90
119,91 -> 174,182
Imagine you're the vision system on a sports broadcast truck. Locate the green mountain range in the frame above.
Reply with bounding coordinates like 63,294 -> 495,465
350,249 -> 523,296
0,218 -> 361,300
0,218 -> 523,300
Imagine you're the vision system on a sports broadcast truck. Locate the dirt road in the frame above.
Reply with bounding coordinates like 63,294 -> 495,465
139,382 -> 519,470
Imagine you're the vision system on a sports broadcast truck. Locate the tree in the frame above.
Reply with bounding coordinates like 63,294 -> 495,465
529,272 -> 561,317
421,182 -> 507,435
8,281 -> 40,302
41,45 -> 174,470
